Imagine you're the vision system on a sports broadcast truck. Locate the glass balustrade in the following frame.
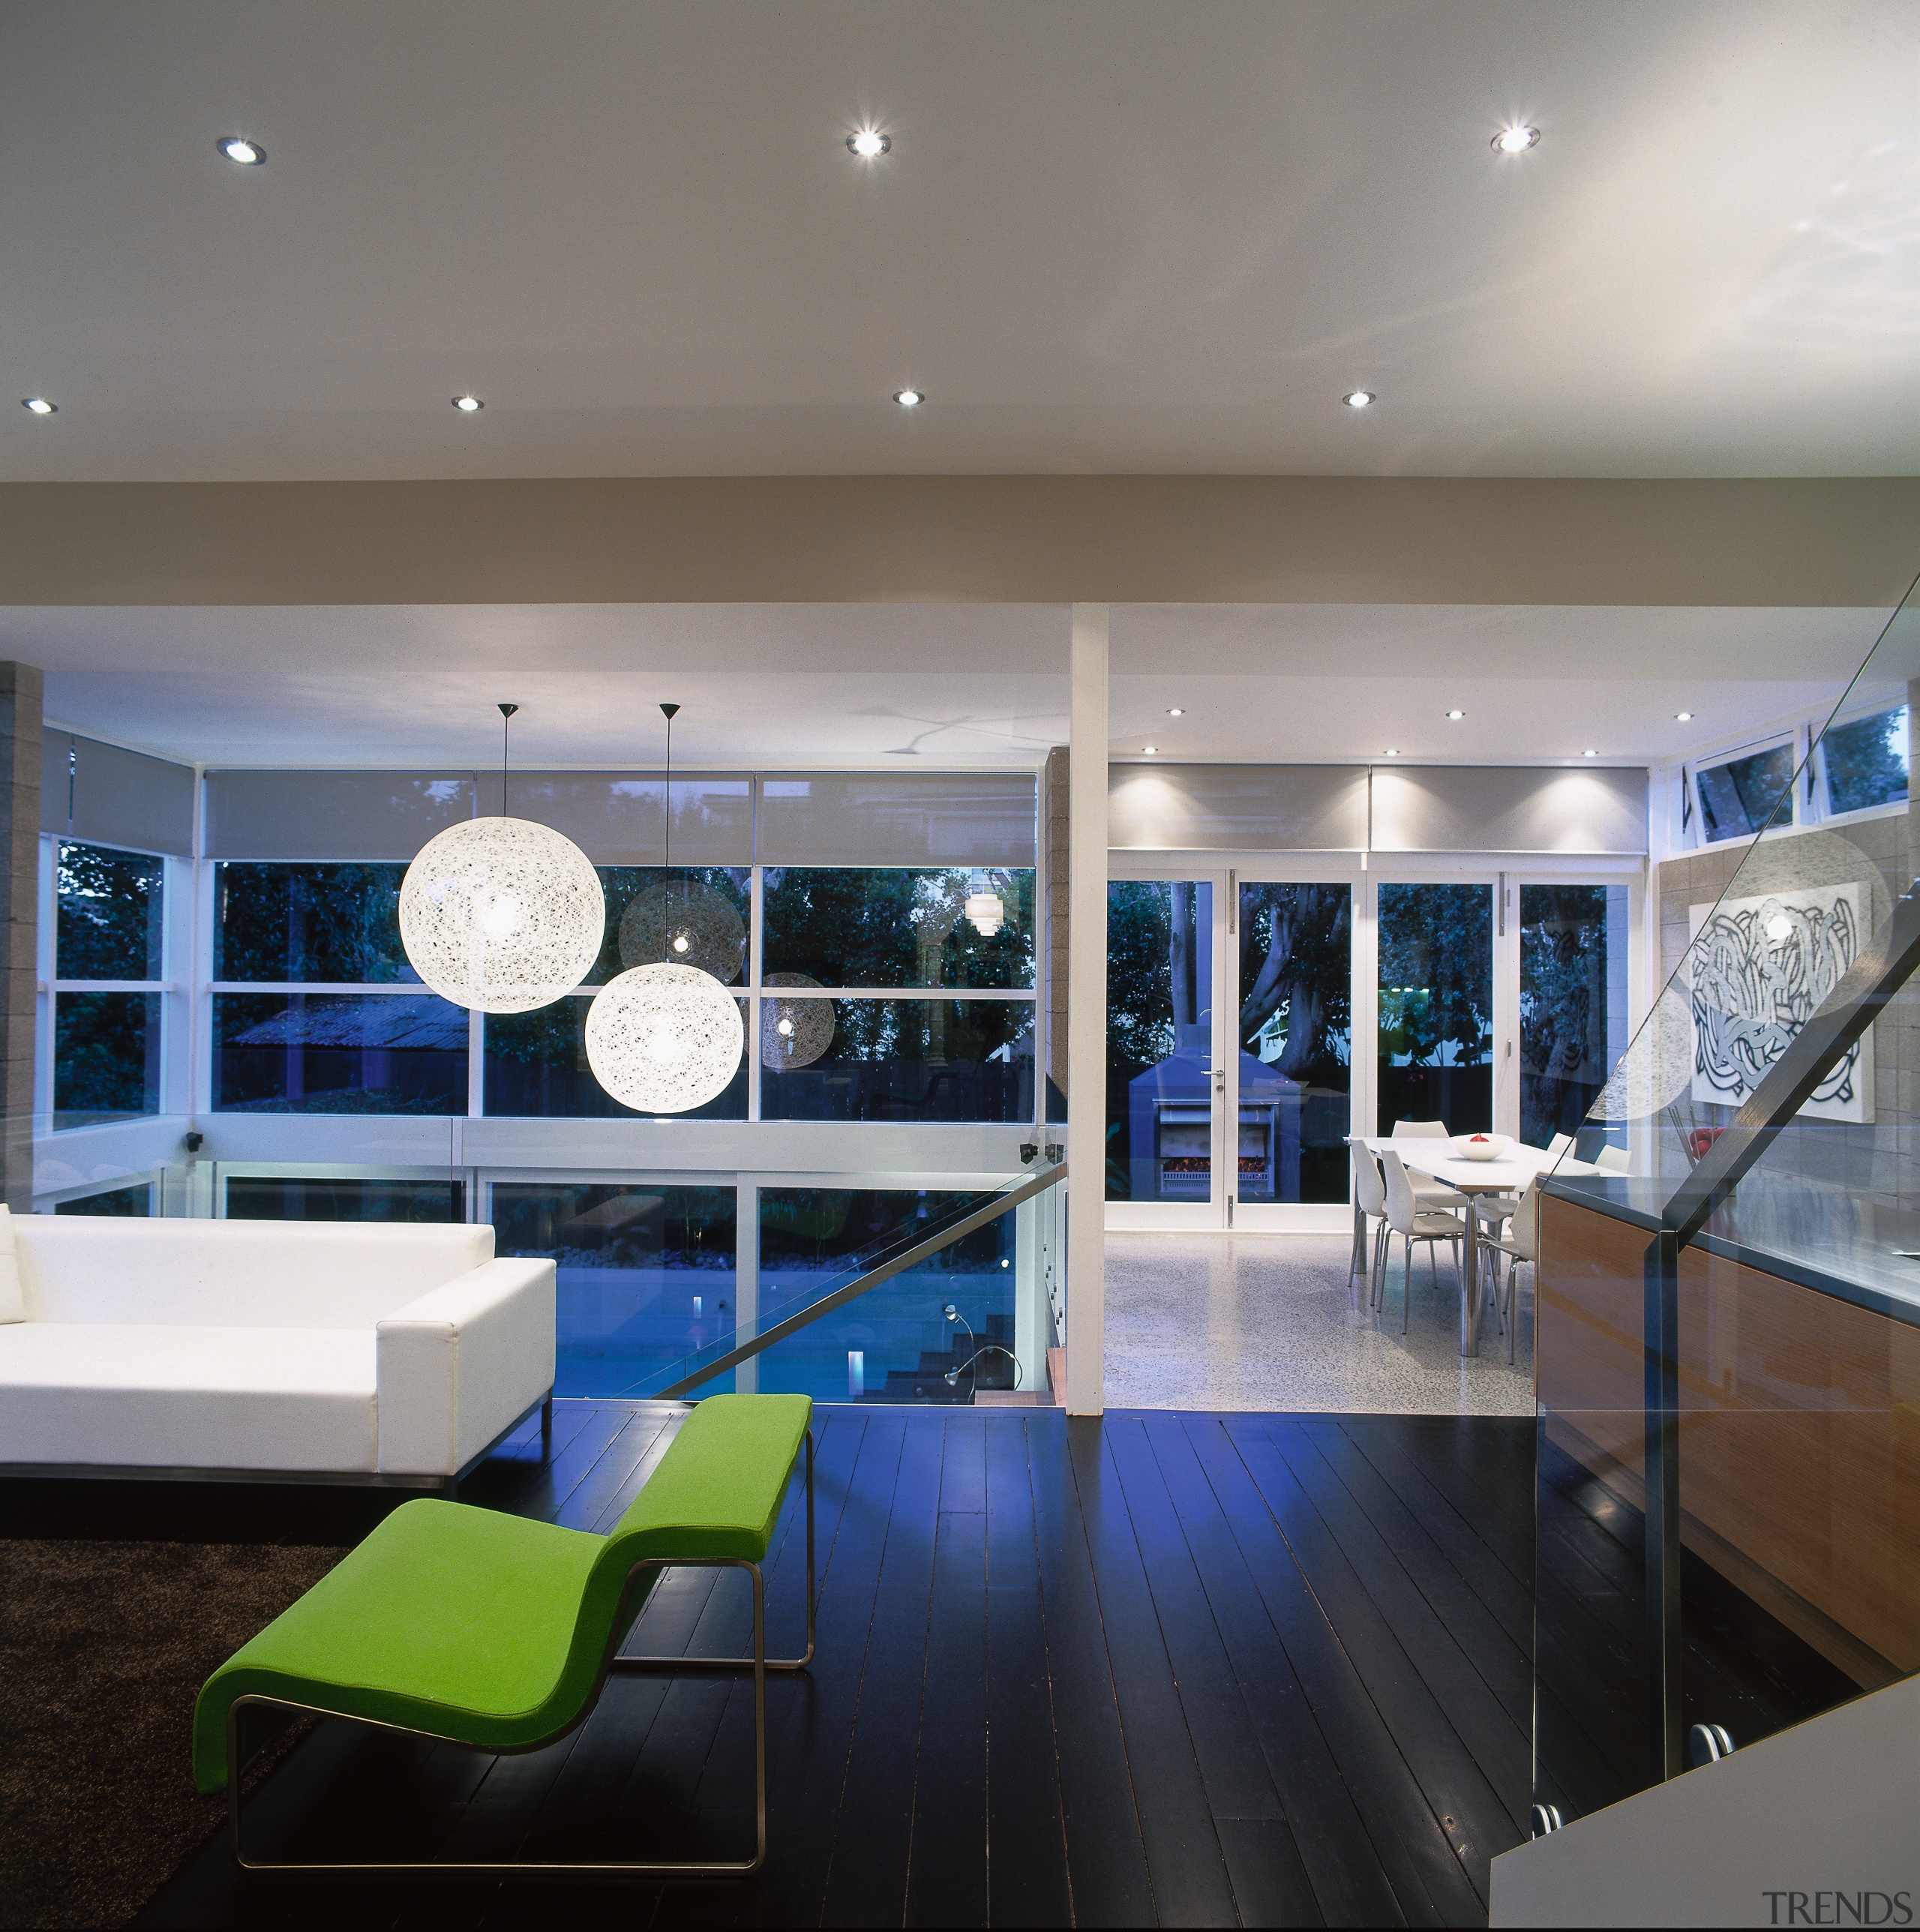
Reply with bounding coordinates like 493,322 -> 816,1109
598,1169 -> 1062,1403
1534,574 -> 1920,1830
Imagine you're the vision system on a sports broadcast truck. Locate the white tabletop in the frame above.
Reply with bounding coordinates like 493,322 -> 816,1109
1356,1135 -> 1597,1193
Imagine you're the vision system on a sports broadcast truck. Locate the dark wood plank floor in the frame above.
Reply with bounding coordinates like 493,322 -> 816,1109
137,1403 -> 1535,1929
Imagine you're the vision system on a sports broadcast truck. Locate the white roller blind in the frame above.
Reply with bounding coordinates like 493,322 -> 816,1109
472,772 -> 752,864
1370,766 -> 1648,854
40,731 -> 196,856
1108,764 -> 1368,850
758,772 -> 1036,866
205,767 -> 1034,865
204,771 -> 476,860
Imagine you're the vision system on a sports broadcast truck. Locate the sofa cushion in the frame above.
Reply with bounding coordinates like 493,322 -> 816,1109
0,1206 -> 20,1324
0,1324 -> 378,1472
13,1218 -> 494,1328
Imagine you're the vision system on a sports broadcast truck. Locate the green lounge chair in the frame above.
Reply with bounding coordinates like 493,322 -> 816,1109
194,1392 -> 814,1880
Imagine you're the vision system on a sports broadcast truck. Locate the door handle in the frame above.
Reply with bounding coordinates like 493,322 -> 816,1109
1214,1068 -> 1226,1093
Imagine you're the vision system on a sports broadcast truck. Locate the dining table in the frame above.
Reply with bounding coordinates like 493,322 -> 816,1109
1353,1136 -> 1598,1357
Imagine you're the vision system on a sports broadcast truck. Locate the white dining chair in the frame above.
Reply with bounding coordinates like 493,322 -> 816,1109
1483,1178 -> 1541,1364
1379,1149 -> 1466,1335
1594,1144 -> 1630,1173
1350,1142 -> 1389,1304
1388,1119 -> 1471,1210
1546,1132 -> 1574,1161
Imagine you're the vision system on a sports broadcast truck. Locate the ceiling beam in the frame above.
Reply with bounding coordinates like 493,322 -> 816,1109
2,475 -> 1916,608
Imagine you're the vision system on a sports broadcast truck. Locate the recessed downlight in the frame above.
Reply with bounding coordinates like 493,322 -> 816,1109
1676,710 -> 1694,722
893,388 -> 922,407
1384,748 -> 1400,758
1445,709 -> 1465,720
847,130 -> 891,158
1142,746 -> 1158,755
1582,748 -> 1598,758
1167,707 -> 1184,716
1343,389 -> 1376,409
452,394 -> 484,412
218,136 -> 266,166
1493,125 -> 1540,154
21,397 -> 56,416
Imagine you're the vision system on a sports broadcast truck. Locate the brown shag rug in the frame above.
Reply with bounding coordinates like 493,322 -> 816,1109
0,1534 -> 345,1930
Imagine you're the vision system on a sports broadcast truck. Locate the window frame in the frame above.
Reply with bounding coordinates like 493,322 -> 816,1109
1803,698 -> 1910,829
1687,730 -> 1802,849
197,856 -> 1040,1126
40,833 -> 185,1130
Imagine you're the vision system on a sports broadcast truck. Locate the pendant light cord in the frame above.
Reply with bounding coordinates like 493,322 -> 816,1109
659,701 -> 682,964
497,701 -> 518,816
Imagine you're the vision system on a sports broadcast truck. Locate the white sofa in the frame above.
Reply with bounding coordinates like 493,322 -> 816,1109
0,1214 -> 556,1482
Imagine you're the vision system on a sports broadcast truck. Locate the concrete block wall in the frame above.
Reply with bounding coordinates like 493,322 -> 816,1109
0,662 -> 40,1210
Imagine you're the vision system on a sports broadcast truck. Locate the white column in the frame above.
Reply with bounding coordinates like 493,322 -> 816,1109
732,1177 -> 758,1394
1066,603 -> 1108,1415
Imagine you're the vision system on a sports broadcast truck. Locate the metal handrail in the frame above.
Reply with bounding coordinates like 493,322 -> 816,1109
654,1158 -> 1067,1400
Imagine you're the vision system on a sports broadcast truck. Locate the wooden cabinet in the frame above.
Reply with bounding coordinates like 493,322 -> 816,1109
1539,1192 -> 1920,1684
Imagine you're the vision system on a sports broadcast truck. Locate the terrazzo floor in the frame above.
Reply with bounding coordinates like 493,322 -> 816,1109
1105,1230 -> 1536,1415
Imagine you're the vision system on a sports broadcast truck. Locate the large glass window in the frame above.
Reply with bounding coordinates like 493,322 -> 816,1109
208,856 -> 1034,1123
486,994 -> 749,1120
1519,885 -> 1629,1149
760,998 -> 1033,1123
757,867 -> 1036,1124
490,1183 -> 739,1397
53,842 -> 166,1124
212,861 -> 467,1114
214,862 -> 414,981
1377,881 -> 1492,1136
762,867 -> 1034,988
1237,882 -> 1352,1204
212,992 -> 468,1114
1106,880 -> 1213,1202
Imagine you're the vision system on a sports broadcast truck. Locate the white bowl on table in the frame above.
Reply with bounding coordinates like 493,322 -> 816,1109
1453,1132 -> 1510,1162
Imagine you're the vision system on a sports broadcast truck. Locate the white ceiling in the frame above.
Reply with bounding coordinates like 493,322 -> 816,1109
4,0 -> 1918,482
4,601 -> 1884,770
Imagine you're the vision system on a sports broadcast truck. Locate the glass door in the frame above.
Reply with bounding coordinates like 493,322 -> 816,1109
1376,880 -> 1495,1136
1102,868 -> 1633,1226
1106,878 -> 1221,1228
1512,878 -> 1633,1150
1232,876 -> 1357,1231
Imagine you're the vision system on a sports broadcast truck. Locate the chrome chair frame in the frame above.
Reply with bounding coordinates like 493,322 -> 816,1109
224,1429 -> 815,1882
1376,1150 -> 1466,1334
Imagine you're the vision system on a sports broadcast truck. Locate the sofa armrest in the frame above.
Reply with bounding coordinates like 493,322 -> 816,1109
375,1257 -> 556,1475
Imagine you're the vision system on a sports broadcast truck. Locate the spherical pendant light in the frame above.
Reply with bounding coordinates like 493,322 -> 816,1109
583,700 -> 746,1113
585,962 -> 744,1112
618,880 -> 746,982
399,814 -> 604,1013
761,971 -> 836,1070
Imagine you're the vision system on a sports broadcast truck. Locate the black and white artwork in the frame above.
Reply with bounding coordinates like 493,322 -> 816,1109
1689,885 -> 1870,1122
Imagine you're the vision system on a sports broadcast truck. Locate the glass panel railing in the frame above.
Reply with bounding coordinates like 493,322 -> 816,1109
1534,573 -> 1920,1830
605,1162 -> 1065,1403
751,1175 -> 1051,1402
